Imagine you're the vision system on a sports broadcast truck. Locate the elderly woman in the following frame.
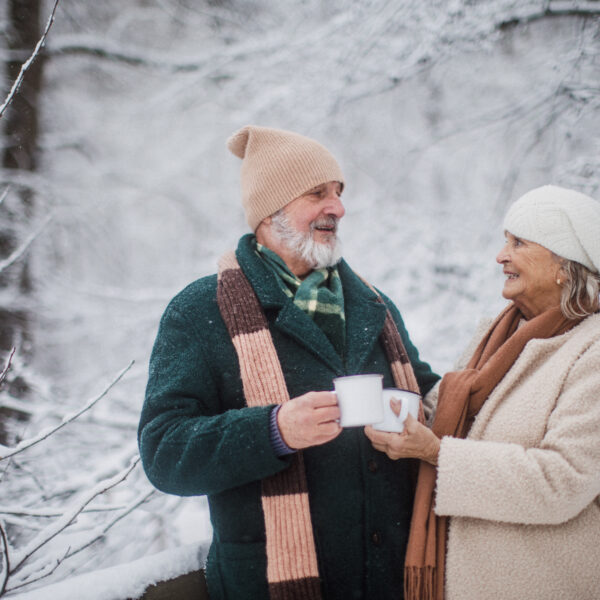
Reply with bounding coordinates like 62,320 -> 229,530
366,185 -> 600,600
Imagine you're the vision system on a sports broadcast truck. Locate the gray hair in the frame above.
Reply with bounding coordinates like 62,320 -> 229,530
556,258 -> 600,319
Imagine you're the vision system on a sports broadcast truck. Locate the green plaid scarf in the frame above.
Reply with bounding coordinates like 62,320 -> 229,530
256,242 -> 346,356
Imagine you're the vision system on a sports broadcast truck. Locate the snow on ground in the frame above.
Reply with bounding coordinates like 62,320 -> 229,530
2,0 -> 599,596
9,543 -> 207,600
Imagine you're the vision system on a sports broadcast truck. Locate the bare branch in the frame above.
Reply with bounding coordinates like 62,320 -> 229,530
0,216 -> 52,274
0,521 -> 9,596
47,27 -> 298,75
6,547 -> 70,594
0,361 -> 134,461
0,350 -> 15,388
498,2 -> 600,29
61,489 -> 154,562
8,457 -> 140,578
0,504 -> 129,518
49,40 -> 201,72
0,0 -> 61,119
0,188 -> 9,208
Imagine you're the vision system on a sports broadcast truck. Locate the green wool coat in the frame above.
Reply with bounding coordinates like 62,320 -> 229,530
138,234 -> 440,600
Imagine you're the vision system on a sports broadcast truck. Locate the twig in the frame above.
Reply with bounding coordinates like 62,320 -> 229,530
0,504 -> 130,518
49,40 -> 202,72
8,459 -> 48,498
8,457 -> 140,577
6,547 -> 70,594
0,361 -> 134,461
0,0 -> 61,119
60,489 -> 154,561
0,215 -> 52,274
0,350 -> 15,388
0,187 -> 9,208
0,521 -> 9,596
5,488 -> 152,593
497,2 -> 600,29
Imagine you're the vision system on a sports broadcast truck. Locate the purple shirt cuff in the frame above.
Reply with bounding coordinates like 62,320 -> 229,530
269,405 -> 297,456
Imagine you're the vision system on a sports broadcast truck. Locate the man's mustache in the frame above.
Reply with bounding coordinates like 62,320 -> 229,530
310,216 -> 339,233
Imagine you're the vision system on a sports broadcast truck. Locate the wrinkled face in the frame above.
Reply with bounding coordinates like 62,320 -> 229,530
271,181 -> 345,270
282,181 -> 344,243
496,231 -> 563,319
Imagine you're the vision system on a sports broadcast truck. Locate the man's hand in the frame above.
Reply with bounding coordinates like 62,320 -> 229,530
364,399 -> 440,465
277,391 -> 342,450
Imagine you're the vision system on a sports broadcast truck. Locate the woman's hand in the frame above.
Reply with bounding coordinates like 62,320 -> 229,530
364,400 -> 441,465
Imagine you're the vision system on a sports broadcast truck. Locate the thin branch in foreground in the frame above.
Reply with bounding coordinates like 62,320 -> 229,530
0,350 -> 15,388
0,504 -> 129,518
0,0 -> 61,119
6,546 -> 70,595
61,488 -> 155,563
8,457 -> 141,580
0,360 -> 134,461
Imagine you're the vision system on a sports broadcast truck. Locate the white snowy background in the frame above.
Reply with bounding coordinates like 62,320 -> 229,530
1,0 -> 599,597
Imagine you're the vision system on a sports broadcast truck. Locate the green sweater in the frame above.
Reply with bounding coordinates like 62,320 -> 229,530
139,234 -> 439,600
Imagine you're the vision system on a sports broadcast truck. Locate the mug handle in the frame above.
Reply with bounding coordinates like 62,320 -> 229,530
331,391 -> 341,424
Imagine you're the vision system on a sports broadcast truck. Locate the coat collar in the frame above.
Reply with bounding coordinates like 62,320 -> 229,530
235,234 -> 388,375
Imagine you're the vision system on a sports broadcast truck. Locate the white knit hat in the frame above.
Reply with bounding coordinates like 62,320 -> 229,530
227,125 -> 344,231
503,185 -> 600,273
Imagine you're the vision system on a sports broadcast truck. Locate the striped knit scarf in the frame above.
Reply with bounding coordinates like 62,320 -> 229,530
217,250 -> 421,600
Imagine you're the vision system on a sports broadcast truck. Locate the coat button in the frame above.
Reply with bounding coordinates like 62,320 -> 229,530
367,459 -> 378,473
371,531 -> 382,545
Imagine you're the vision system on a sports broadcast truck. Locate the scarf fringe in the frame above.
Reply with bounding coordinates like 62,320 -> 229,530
404,566 -> 436,600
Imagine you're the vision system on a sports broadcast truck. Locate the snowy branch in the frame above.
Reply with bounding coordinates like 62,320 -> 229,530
0,360 -> 134,461
48,37 -> 208,72
0,521 -> 9,596
0,188 -> 9,208
0,0 -> 60,119
5,548 -> 69,594
58,488 -> 155,563
0,216 -> 52,275
0,350 -> 15,388
6,457 -> 141,589
498,2 -> 600,29
0,504 -> 130,518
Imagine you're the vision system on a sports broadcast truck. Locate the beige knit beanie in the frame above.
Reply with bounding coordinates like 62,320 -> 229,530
227,125 -> 345,231
504,185 -> 600,273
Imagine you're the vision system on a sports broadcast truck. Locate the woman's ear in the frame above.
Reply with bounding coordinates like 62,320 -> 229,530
553,257 -> 567,286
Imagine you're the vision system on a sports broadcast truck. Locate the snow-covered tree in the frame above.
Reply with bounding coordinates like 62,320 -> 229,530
0,0 -> 599,595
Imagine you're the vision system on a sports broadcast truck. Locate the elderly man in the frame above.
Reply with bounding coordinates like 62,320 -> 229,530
138,125 -> 439,600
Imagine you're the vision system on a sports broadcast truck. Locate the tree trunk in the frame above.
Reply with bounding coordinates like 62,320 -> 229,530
0,0 -> 43,442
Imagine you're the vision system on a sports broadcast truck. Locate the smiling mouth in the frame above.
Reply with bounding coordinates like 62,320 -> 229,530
312,218 -> 338,235
505,273 -> 519,280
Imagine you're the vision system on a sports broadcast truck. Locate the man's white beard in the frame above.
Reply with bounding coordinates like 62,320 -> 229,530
271,209 -> 343,270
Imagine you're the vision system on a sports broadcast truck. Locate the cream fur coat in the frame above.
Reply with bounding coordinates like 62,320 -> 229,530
429,311 -> 600,600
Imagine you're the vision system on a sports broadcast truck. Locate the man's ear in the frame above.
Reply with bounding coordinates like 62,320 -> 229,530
255,217 -> 272,245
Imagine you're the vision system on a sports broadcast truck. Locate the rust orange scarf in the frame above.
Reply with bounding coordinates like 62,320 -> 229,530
404,303 -> 581,600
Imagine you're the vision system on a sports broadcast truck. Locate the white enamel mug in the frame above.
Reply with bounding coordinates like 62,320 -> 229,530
333,374 -> 384,427
372,388 -> 421,432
